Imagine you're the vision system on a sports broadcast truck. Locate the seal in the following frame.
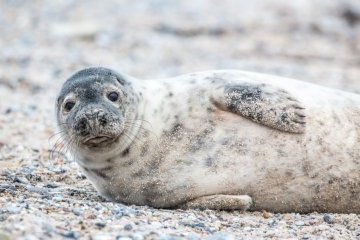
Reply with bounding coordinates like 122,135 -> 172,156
56,67 -> 360,213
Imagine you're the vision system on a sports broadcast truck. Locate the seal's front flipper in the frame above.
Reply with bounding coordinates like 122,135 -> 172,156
211,83 -> 306,133
179,195 -> 252,211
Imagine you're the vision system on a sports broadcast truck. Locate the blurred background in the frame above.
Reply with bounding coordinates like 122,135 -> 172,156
1,0 -> 359,84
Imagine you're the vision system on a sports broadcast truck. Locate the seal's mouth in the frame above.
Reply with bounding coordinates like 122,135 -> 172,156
83,135 -> 119,147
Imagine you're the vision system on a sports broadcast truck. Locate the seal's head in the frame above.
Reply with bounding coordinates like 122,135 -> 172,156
56,67 -> 137,153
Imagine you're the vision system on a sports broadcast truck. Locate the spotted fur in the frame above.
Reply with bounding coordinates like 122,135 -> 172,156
56,67 -> 360,213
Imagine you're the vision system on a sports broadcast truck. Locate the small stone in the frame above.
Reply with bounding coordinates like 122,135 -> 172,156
295,221 -> 305,226
13,176 -> 29,184
159,235 -> 183,240
0,214 -> 9,222
95,222 -> 106,228
124,224 -> 133,231
186,233 -> 200,240
262,210 -> 273,219
92,234 -> 113,240
116,237 -> 132,240
4,108 -> 12,114
267,219 -> 277,227
60,231 -> 78,239
206,232 -> 235,240
25,173 -> 42,182
0,184 -> 16,192
6,204 -> 21,214
309,219 -> 319,225
323,214 -> 334,224
52,196 -> 64,202
72,208 -> 82,216
302,233 -> 311,239
44,182 -> 59,188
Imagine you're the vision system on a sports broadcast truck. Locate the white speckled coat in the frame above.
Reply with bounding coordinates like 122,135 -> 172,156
70,70 -> 360,213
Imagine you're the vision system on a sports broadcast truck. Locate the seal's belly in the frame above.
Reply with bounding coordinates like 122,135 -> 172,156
149,105 -> 360,212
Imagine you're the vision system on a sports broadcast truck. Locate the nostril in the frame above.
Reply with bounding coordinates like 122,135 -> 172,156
99,115 -> 108,126
75,118 -> 89,134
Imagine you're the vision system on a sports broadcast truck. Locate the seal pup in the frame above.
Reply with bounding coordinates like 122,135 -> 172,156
56,67 -> 360,213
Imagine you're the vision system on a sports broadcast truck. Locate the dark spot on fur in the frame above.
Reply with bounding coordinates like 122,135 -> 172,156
143,181 -> 164,205
228,102 -> 237,113
121,147 -> 130,157
205,157 -> 215,167
277,149 -> 288,157
280,112 -> 290,124
302,161 -> 312,176
132,169 -> 146,178
285,170 -> 293,177
170,123 -> 183,135
207,107 -> 215,113
121,158 -> 135,167
140,144 -> 149,157
168,92 -> 173,97
226,85 -> 263,103
256,112 -> 263,121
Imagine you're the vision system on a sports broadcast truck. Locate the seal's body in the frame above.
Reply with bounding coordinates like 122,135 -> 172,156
56,67 -> 360,213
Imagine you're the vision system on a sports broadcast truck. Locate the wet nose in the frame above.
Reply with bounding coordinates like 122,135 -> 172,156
85,109 -> 108,126
75,117 -> 89,135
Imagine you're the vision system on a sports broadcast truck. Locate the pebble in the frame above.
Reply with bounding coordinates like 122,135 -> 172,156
0,184 -> 16,192
95,222 -> 106,228
268,219 -> 277,227
124,224 -> 133,231
52,196 -> 64,202
186,233 -> 200,240
206,233 -> 235,240
295,221 -> 305,226
262,210 -> 273,219
6,204 -> 21,214
13,176 -> 29,184
72,208 -> 82,216
323,214 -> 334,224
44,182 -> 59,188
116,237 -> 132,240
302,233 -> 311,239
60,231 -> 78,239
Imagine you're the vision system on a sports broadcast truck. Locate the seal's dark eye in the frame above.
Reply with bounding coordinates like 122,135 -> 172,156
64,101 -> 75,112
107,92 -> 119,102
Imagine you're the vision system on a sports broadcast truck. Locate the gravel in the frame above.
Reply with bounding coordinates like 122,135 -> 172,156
1,0 -> 360,239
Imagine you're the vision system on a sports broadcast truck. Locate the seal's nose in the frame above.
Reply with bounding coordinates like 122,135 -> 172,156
85,109 -> 107,126
87,108 -> 109,127
75,108 -> 109,136
75,117 -> 89,135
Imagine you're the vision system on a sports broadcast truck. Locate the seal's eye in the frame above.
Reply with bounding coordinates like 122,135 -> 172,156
107,92 -> 119,102
64,101 -> 75,112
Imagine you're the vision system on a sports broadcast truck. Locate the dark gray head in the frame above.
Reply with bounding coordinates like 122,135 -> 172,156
56,67 -> 138,152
